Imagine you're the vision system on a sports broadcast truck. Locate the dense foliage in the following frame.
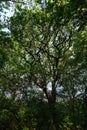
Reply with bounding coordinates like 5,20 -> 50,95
0,0 -> 87,130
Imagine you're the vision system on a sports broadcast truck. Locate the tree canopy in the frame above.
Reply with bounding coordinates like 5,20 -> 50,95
0,0 -> 87,130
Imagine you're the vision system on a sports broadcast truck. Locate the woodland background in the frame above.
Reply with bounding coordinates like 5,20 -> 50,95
0,0 -> 87,130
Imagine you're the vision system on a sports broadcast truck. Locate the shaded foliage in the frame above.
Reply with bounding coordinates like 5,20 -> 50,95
0,0 -> 87,130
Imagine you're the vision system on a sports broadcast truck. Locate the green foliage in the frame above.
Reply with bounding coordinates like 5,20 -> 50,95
0,0 -> 87,130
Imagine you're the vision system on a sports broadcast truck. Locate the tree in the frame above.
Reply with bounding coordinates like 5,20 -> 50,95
0,0 -> 87,130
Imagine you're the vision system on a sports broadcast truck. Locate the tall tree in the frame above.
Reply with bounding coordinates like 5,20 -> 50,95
0,0 -> 87,129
